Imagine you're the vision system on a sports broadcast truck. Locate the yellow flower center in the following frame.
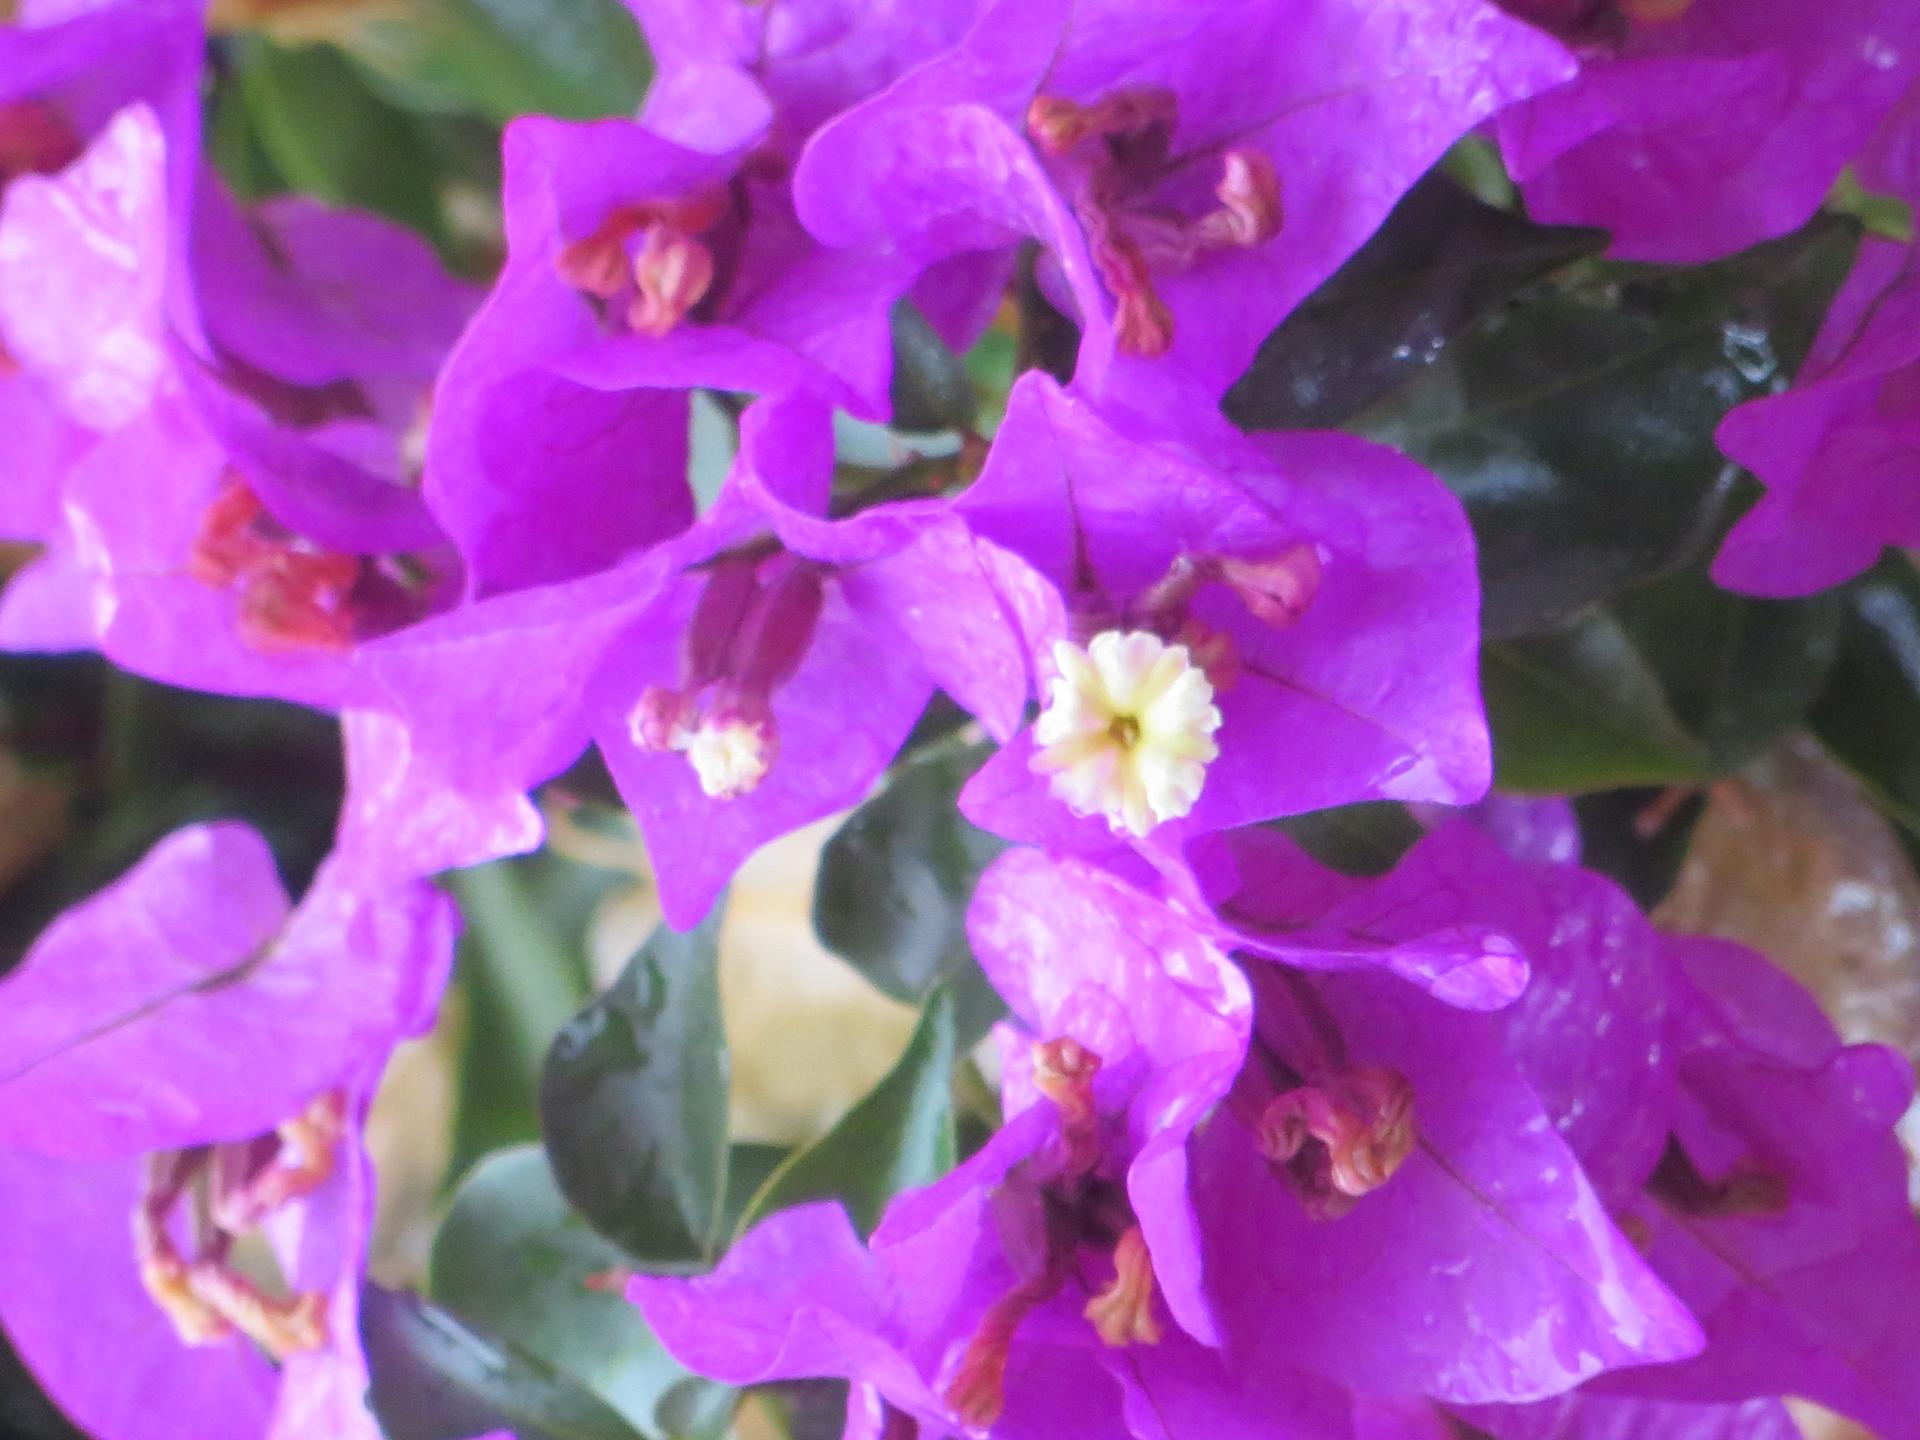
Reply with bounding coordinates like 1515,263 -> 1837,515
1031,630 -> 1221,837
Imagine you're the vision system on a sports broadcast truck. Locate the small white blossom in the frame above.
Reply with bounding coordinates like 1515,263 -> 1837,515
1031,630 -> 1221,836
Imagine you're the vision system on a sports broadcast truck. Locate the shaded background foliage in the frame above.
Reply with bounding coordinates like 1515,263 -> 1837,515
1,3 -> 1916,1438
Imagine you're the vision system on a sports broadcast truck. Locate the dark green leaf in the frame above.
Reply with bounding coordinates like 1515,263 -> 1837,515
233,37 -> 449,244
1224,171 -> 1604,430
1364,217 -> 1860,638
753,1382 -> 853,1440
890,302 -> 977,433
1573,788 -> 1708,912
653,1379 -> 738,1440
813,741 -> 1007,1044
446,854 -> 613,1176
1810,554 -> 1920,843
718,1141 -> 789,1240
339,0 -> 650,123
1613,571 -> 1841,769
361,1286 -> 646,1440
738,987 -> 958,1237
1483,610 -> 1714,793
204,66 -> 285,202
429,1147 -> 712,1440
1270,802 -> 1423,877
539,909 -> 731,1263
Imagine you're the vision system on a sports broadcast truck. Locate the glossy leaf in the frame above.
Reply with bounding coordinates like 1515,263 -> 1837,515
1364,217 -> 1860,639
430,1146 -> 715,1440
1613,570 -> 1841,769
718,1141 -> 789,1240
1272,802 -> 1424,878
361,1285 -> 646,1440
1810,554 -> 1920,844
736,987 -> 957,1237
233,36 -> 449,244
1483,610 -> 1714,793
812,742 -> 1006,1043
539,908 -> 731,1264
338,0 -> 650,123
1224,171 -> 1604,431
446,854 -> 613,1177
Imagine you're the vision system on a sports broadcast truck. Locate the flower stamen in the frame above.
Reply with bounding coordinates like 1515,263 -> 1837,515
1257,1066 -> 1416,1218
188,477 -> 436,654
627,556 -> 823,800
133,1095 -> 346,1361
1082,1224 -> 1163,1347
942,1271 -> 1059,1428
1032,1036 -> 1103,1177
556,189 -> 730,337
1031,630 -> 1221,837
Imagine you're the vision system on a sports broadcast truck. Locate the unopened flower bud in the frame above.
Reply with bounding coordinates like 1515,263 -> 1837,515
629,686 -> 696,753
1216,543 -> 1321,628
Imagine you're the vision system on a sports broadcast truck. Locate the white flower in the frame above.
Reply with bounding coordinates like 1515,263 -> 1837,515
686,715 -> 776,800
1031,630 -> 1221,836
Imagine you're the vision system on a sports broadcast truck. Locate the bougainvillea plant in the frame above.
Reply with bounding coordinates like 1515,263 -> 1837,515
0,2 -> 1917,1439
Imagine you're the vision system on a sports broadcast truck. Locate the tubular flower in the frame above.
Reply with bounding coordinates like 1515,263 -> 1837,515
0,823 -> 457,1440
955,372 -> 1489,853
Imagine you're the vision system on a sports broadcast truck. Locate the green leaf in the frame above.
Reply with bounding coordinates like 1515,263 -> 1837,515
1362,216 -> 1860,639
1224,170 -> 1604,431
718,1141 -> 790,1240
1613,571 -> 1841,770
738,987 -> 958,1237
1483,610 -> 1714,793
446,854 -> 613,1176
429,1147 -> 716,1440
204,67 -> 286,202
1483,569 -> 1840,796
539,908 -> 731,1264
1270,802 -> 1424,878
812,742 -> 1007,1045
339,0 -> 650,123
232,36 -> 450,244
890,302 -> 978,433
361,1286 -> 647,1440
1809,554 -> 1920,844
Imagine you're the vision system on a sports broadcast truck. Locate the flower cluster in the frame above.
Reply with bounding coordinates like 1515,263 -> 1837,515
0,1 -> 1917,1439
